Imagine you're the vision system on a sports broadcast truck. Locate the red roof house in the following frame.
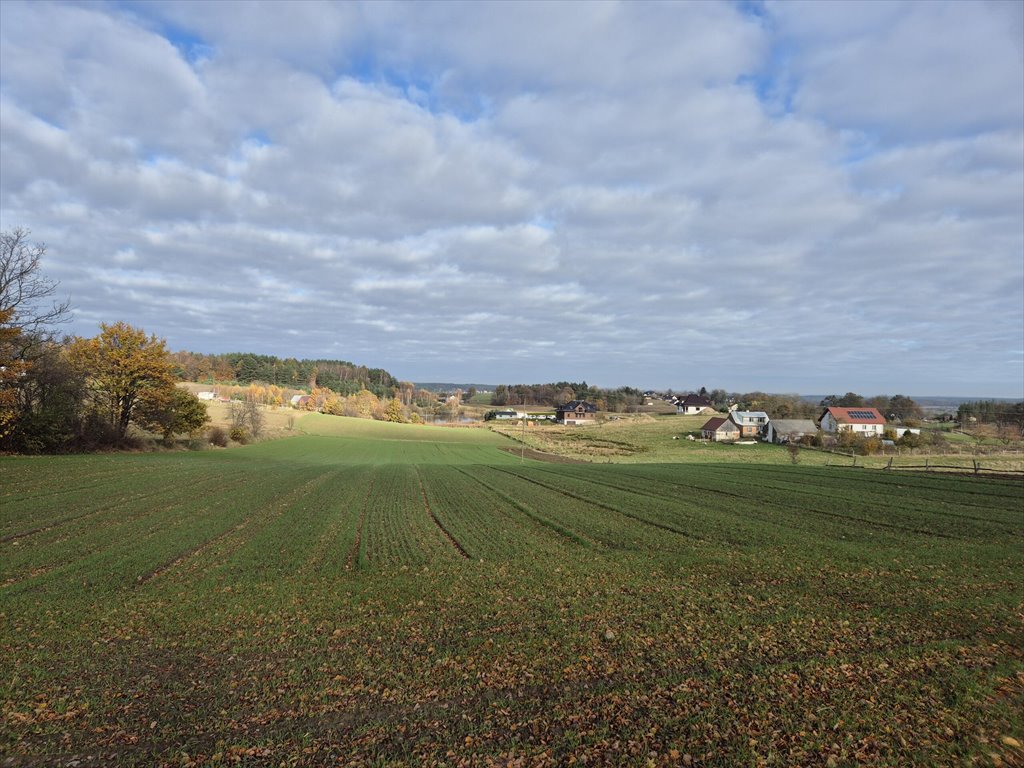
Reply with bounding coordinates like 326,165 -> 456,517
819,406 -> 886,435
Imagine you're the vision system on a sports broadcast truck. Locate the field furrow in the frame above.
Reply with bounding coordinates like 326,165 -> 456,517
362,466 -> 464,566
453,466 -> 599,549
416,467 -> 569,561
301,467 -> 375,577
415,466 -> 471,559
493,465 -> 710,547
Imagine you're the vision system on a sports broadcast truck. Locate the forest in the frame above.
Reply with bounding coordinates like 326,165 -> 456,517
168,350 -> 398,397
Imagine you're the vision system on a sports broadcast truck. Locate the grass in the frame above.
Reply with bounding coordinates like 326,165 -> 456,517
201,399 -> 299,439
489,414 -> 1024,472
489,414 -> 831,464
2,416 -> 1022,766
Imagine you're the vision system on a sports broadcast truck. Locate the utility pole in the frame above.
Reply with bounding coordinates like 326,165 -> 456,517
521,413 -> 526,464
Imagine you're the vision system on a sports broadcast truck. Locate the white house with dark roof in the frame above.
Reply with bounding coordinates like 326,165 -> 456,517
675,393 -> 715,415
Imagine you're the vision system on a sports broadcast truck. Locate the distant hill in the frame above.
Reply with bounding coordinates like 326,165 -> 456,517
802,394 -> 1021,414
414,383 -> 498,393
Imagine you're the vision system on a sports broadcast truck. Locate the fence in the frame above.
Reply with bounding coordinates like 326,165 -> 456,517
822,451 -> 1024,476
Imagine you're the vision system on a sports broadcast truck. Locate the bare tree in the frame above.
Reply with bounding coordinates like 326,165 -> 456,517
1,228 -> 72,440
230,398 -> 265,439
1,228 -> 71,345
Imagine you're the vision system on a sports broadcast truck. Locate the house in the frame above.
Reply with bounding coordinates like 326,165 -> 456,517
485,409 -> 522,421
765,419 -> 818,444
701,416 -> 740,442
556,400 -> 597,425
819,406 -> 886,435
675,393 -> 714,415
197,391 -> 217,401
729,411 -> 769,438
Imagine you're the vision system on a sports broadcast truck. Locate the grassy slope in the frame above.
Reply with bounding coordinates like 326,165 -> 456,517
489,414 -> 829,465
490,414 -> 1024,472
1,418 -> 1022,766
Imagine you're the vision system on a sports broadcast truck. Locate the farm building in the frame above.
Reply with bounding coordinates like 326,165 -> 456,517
819,406 -> 886,435
556,400 -> 598,425
675,393 -> 715,415
701,416 -> 741,442
893,427 -> 921,438
197,391 -> 217,401
730,411 -> 769,438
765,419 -> 818,444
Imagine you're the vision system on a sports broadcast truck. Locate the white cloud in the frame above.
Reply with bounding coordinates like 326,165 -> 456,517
768,0 -> 1024,141
0,0 -> 1020,396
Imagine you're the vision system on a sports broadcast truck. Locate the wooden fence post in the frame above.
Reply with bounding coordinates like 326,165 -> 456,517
886,457 -> 893,470
925,458 -> 930,472
973,459 -> 980,475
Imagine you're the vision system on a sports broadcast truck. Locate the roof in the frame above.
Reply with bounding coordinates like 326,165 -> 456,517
679,393 -> 713,406
731,411 -> 769,420
558,400 -> 597,412
768,419 -> 817,433
821,406 -> 885,425
702,416 -> 738,432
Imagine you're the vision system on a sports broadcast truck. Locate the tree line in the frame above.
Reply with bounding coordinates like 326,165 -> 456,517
491,382 -> 645,412
957,400 -> 1024,434
169,350 -> 398,398
1,316 -> 208,453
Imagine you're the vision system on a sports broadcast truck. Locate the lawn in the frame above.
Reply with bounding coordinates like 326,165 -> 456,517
2,417 -> 1022,766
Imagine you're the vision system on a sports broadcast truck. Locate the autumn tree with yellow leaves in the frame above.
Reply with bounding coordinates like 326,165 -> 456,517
66,322 -> 178,443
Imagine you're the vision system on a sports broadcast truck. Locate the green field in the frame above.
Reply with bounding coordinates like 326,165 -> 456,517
2,416 -> 1023,766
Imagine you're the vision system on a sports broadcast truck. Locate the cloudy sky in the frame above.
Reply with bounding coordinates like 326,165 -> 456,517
1,0 -> 1022,396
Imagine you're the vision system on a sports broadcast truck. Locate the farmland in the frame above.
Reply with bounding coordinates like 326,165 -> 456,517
2,416 -> 1023,766
489,414 -> 1024,473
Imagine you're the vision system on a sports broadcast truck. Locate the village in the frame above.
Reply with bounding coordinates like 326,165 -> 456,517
486,394 -> 923,448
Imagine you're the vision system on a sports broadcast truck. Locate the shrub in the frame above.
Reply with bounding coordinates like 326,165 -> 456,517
209,426 -> 228,447
898,431 -> 923,449
786,443 -> 800,464
860,437 -> 882,455
229,426 -> 250,444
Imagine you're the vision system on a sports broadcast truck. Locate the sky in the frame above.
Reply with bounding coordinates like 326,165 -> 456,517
1,0 -> 1022,397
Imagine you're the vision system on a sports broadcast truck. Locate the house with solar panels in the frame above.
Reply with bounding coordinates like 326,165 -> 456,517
818,406 -> 886,436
